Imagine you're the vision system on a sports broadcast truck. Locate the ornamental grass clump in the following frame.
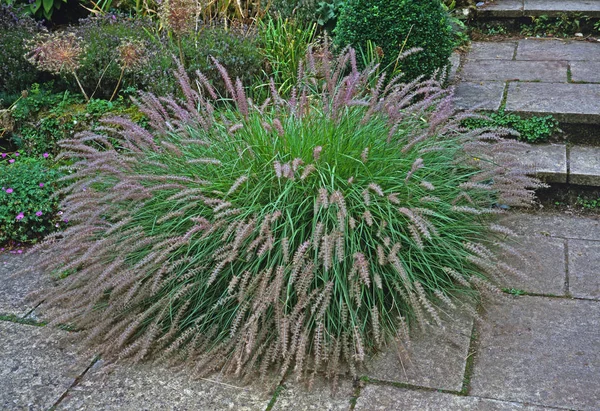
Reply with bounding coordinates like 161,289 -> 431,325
30,48 -> 542,386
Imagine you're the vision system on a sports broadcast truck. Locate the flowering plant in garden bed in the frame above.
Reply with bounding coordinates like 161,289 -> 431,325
0,153 -> 65,244
29,48 -> 541,387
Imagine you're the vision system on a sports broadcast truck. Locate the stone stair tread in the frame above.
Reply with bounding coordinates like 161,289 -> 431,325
504,82 -> 600,124
478,0 -> 600,18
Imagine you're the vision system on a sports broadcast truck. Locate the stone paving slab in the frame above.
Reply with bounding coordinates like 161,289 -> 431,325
365,309 -> 473,392
469,42 -> 517,60
524,0 -> 600,17
516,39 -> 600,62
454,81 -> 505,111
568,239 -> 600,300
355,385 -> 553,411
500,236 -> 566,296
478,0 -> 524,18
570,145 -> 600,186
460,60 -> 567,82
0,252 -> 49,317
0,322 -> 92,411
519,143 -> 567,184
498,212 -> 600,240
57,360 -> 273,410
505,82 -> 600,124
570,61 -> 600,83
272,376 -> 354,411
470,296 -> 600,410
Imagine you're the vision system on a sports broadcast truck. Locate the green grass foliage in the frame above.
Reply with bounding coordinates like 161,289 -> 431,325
31,50 -> 541,384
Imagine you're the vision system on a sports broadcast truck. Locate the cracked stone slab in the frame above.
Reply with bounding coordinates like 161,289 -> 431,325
505,82 -> 600,124
57,361 -> 273,410
569,145 -> 600,186
0,322 -> 92,411
272,376 -> 354,411
500,236 -> 566,296
570,61 -> 600,83
460,60 -> 567,82
454,81 -> 505,111
568,239 -> 600,300
365,309 -> 473,391
498,212 -> 600,240
516,39 -> 600,61
470,296 -> 600,410
0,251 -> 49,317
468,42 -> 517,60
477,0 -> 524,18
523,0 -> 600,17
519,143 -> 567,183
355,385 -> 551,410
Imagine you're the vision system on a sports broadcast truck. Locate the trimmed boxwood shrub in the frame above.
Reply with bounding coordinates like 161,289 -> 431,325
334,0 -> 454,81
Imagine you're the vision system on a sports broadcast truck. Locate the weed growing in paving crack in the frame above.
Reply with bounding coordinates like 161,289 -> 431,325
25,47 -> 543,388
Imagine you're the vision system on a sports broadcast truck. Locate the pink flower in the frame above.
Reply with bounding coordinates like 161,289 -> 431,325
1,153 -> 6,158
36,211 -> 43,217
16,212 -> 24,220
5,188 -> 13,194
8,159 -> 15,163
43,153 -> 49,158
14,152 -> 19,156
39,183 -> 44,188
17,250 -> 22,254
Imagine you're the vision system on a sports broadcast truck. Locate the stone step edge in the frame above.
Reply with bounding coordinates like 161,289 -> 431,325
521,143 -> 600,186
476,1 -> 600,19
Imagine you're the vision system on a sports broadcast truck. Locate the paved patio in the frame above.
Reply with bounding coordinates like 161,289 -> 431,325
1,211 -> 599,410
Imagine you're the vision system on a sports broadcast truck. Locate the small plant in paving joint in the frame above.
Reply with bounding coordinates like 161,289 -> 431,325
29,48 -> 542,386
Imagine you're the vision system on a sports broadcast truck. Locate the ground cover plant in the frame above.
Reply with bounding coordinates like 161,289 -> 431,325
27,47 -> 543,386
462,110 -> 560,144
0,152 -> 65,244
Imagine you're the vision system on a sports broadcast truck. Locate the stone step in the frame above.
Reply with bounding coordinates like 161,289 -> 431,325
521,143 -> 600,186
477,0 -> 600,19
454,39 -> 600,125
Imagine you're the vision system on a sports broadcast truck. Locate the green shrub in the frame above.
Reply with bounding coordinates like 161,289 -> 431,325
270,0 -> 344,27
0,5 -> 43,100
463,111 -> 559,144
8,83 -> 139,156
0,153 -> 65,244
31,49 -> 541,383
334,0 -> 455,82
71,14 -> 156,100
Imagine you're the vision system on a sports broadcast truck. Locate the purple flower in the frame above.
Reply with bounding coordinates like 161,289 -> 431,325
5,188 -> 13,194
63,219 -> 69,223
39,183 -> 45,188
14,152 -> 19,156
8,159 -> 15,163
17,250 -> 22,254
16,212 -> 24,220
1,153 -> 6,158
36,211 -> 43,217
43,153 -> 49,158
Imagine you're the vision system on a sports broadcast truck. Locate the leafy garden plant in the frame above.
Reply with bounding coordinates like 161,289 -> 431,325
463,110 -> 559,144
30,49 -> 541,386
0,153 -> 64,244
